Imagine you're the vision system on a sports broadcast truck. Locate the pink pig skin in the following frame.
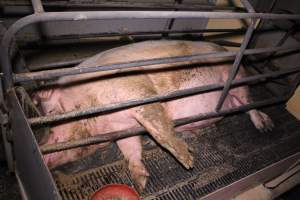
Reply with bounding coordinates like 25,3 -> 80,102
34,40 -> 274,189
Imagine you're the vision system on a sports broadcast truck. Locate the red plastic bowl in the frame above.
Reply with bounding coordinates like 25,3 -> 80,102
90,184 -> 140,200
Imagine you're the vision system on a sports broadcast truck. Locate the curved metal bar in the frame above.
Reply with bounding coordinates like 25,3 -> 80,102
2,11 -> 300,90
29,65 -> 300,126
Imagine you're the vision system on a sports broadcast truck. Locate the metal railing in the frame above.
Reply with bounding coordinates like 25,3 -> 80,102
1,0 -> 300,155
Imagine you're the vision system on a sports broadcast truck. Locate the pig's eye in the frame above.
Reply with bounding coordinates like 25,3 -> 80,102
48,109 -> 56,114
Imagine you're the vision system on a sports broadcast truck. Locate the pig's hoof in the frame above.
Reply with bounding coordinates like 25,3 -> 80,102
250,110 -> 274,133
170,138 -> 194,169
129,161 -> 149,190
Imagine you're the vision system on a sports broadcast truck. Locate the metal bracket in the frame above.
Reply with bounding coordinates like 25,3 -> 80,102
264,160 -> 300,189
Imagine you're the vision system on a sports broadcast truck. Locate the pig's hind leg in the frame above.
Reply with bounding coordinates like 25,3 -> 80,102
116,136 -> 149,189
133,103 -> 194,169
107,114 -> 149,189
227,85 -> 274,132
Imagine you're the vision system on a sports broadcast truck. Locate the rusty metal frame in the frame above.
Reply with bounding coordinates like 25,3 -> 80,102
1,0 -> 300,199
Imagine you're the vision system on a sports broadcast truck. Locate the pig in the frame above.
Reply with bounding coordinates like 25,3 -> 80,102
33,40 -> 274,189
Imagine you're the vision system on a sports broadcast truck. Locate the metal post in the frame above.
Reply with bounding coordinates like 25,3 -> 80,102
215,0 -> 257,111
31,0 -> 44,13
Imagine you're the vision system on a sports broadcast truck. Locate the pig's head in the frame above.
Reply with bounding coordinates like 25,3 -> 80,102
32,89 -> 64,116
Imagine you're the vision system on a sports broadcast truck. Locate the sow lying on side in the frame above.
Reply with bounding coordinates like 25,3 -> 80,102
33,40 -> 273,189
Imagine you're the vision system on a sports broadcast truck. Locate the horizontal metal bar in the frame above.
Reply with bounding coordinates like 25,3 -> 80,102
5,11 -> 300,22
40,95 -> 287,154
3,3 -> 244,12
31,58 -> 87,70
29,40 -> 241,71
210,40 -> 241,47
29,65 -> 300,126
15,45 -> 300,83
27,28 -> 247,42
3,11 -> 300,90
19,27 -> 281,47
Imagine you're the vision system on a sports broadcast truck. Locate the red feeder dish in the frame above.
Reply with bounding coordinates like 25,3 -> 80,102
90,184 -> 140,200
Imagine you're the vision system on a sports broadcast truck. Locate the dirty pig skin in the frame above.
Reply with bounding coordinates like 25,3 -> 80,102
33,40 -> 274,189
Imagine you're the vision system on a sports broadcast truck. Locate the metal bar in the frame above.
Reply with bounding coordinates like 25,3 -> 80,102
215,0 -> 256,111
20,27 -> 283,46
30,40 -> 241,71
9,90 -> 60,199
31,58 -> 87,70
2,11 -> 300,90
15,45 -> 300,83
240,0 -> 255,13
210,40 -> 241,47
29,65 -> 300,126
29,28 -> 246,42
2,2 -> 244,11
40,95 -> 287,154
244,24 -> 297,95
31,0 -> 44,13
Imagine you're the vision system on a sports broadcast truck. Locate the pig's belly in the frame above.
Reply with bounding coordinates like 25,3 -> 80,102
167,90 -> 230,132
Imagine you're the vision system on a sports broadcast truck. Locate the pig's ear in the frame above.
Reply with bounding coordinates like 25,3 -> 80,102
133,103 -> 194,169
32,89 -> 54,105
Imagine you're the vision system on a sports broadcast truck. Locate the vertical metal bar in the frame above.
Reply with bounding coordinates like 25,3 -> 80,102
30,0 -> 47,54
215,0 -> 256,111
31,0 -> 44,13
164,0 -> 183,37
240,0 -> 255,12
0,25 -> 13,172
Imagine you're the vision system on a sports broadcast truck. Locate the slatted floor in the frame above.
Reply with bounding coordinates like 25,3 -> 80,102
53,103 -> 300,200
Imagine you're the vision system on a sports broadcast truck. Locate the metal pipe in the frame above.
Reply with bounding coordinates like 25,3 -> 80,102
216,23 -> 256,111
31,58 -> 87,70
29,40 -> 241,71
2,11 -> 300,90
2,2 -> 244,12
31,0 -> 44,13
40,95 -> 287,154
14,45 -> 300,83
20,27 -> 282,47
29,65 -> 300,126
215,0 -> 256,111
28,28 -> 246,42
240,0 -> 255,13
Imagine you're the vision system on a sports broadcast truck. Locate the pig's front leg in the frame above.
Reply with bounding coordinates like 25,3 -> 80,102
222,66 -> 274,132
228,86 -> 274,132
247,110 -> 274,132
116,136 -> 149,189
